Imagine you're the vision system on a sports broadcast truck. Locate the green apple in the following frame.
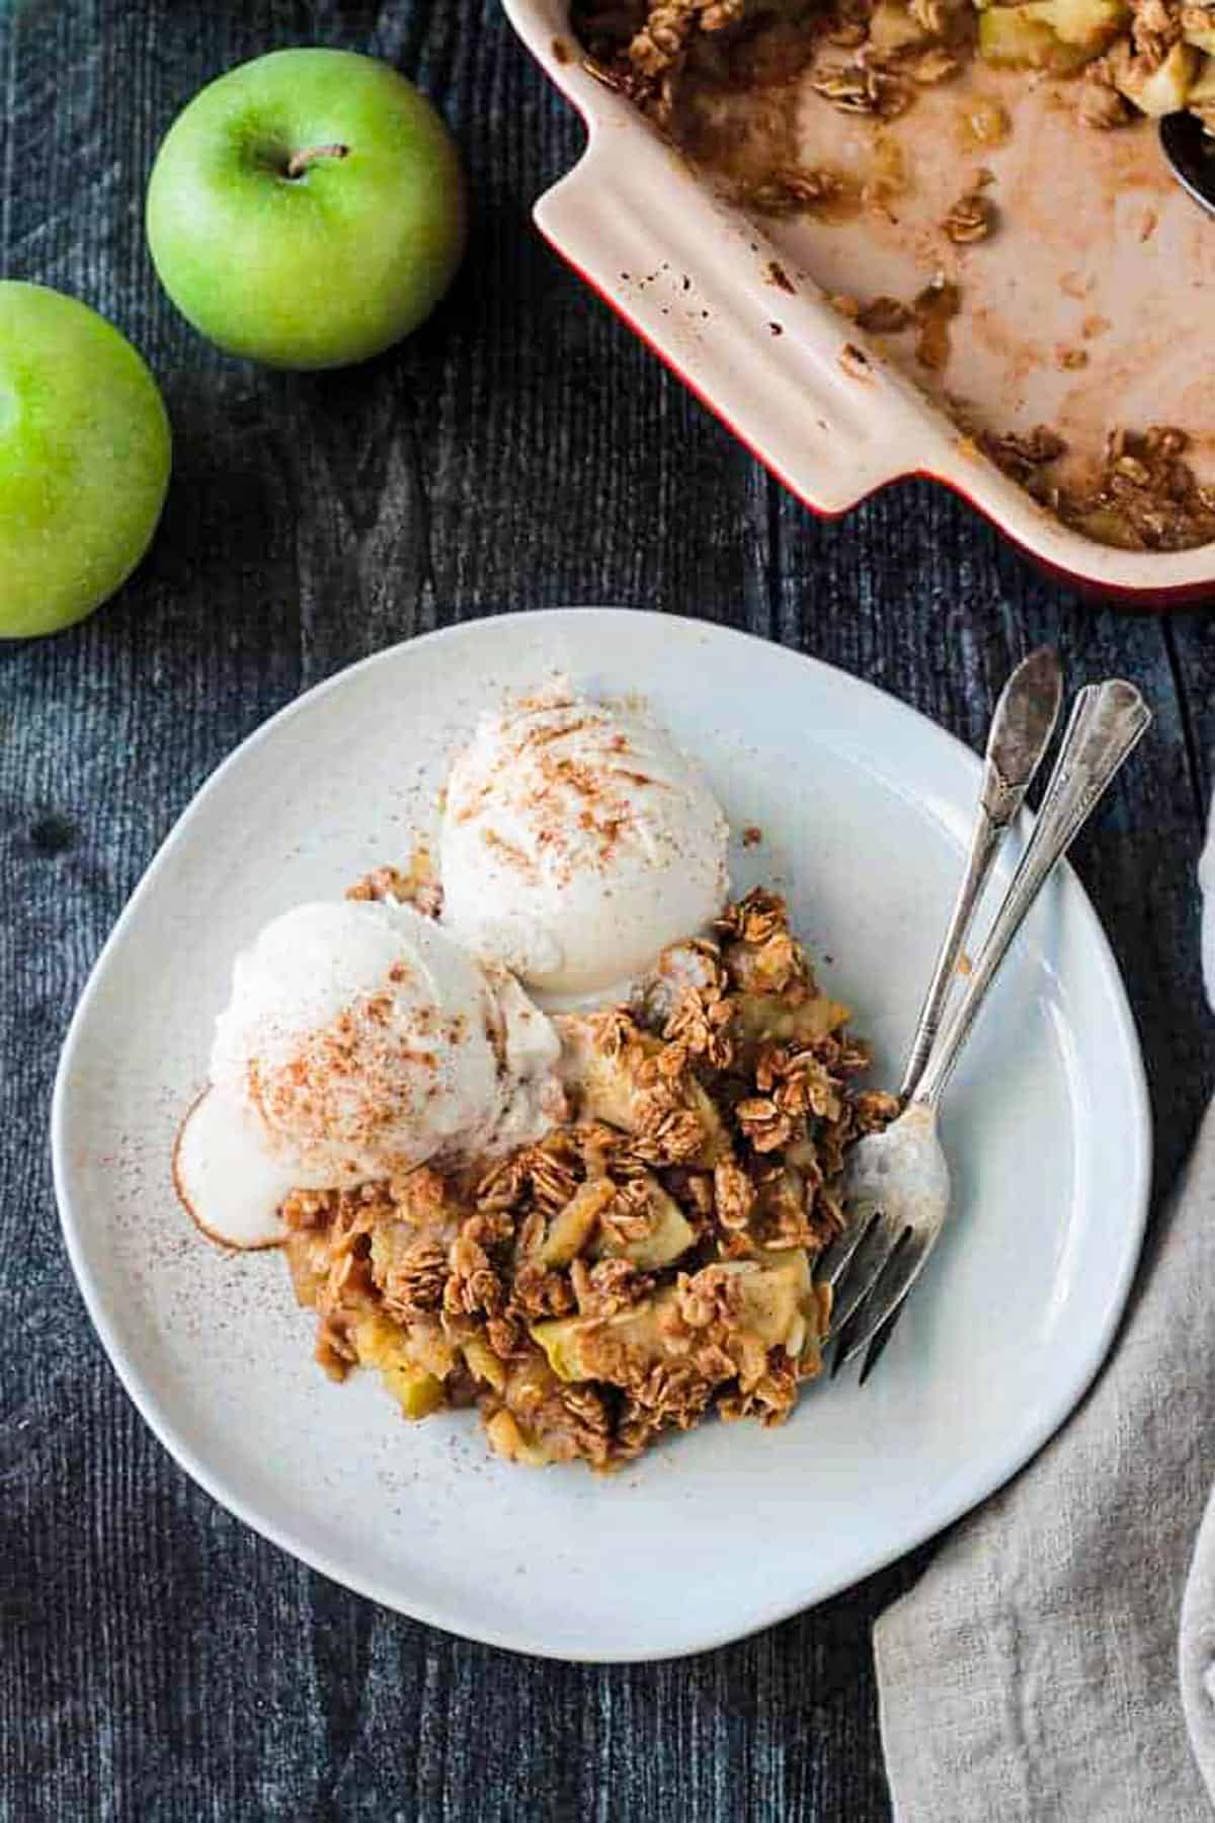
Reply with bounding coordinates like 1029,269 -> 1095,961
146,48 -> 467,369
0,283 -> 171,640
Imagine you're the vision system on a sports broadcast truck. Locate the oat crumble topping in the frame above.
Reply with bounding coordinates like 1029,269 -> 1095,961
980,422 -> 1215,549
278,886 -> 892,1469
347,852 -> 443,919
911,275 -> 962,370
855,294 -> 914,332
941,179 -> 997,243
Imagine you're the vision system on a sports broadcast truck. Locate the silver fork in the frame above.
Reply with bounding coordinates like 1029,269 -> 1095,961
847,646 -> 1062,1377
818,677 -> 1152,1377
897,647 -> 1064,1101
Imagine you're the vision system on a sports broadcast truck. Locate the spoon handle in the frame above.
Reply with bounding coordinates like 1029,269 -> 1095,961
1159,112 -> 1215,220
913,678 -> 1151,1111
899,648 -> 1063,1099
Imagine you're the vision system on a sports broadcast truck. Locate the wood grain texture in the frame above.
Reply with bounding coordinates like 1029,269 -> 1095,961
1,2 -> 1211,1819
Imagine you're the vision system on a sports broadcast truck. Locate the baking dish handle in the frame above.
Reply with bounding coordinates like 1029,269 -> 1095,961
533,127 -> 939,516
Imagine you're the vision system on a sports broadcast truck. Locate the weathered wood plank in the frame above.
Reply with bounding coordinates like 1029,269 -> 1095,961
1,0 -> 1210,1819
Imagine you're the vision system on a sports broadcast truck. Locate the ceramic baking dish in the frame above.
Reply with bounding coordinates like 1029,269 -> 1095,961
502,0 -> 1215,605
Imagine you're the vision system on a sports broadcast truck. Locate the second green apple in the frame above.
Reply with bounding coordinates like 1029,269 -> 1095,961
147,48 -> 466,369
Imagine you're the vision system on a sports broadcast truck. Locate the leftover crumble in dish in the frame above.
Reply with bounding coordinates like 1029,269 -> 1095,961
280,884 -> 895,1469
980,423 -> 1215,550
574,0 -> 1215,162
573,0 -> 1215,552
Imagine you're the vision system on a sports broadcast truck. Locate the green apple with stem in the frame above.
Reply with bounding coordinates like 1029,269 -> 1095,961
146,48 -> 467,369
0,283 -> 171,639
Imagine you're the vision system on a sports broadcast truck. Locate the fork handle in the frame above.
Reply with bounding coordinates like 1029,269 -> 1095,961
899,648 -> 1063,1099
898,812 -> 1003,1099
912,679 -> 1151,1111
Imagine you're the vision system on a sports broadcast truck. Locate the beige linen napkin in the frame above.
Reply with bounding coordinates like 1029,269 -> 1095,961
1180,831 -> 1215,1812
874,829 -> 1215,1820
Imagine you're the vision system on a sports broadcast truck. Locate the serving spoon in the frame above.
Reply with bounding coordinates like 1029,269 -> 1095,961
898,647 -> 1064,1099
1160,110 -> 1215,214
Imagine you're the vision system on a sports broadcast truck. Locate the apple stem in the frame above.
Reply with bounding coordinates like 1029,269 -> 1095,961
285,143 -> 350,180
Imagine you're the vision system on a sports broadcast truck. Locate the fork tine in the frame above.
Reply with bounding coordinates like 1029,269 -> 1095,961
858,1303 -> 904,1385
826,1216 -> 907,1342
815,1201 -> 883,1291
835,1235 -> 934,1371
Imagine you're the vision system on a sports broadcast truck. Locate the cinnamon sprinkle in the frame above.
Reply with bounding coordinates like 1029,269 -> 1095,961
279,886 -> 889,1470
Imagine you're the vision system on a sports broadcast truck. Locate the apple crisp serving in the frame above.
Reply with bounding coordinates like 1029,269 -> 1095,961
280,886 -> 895,1469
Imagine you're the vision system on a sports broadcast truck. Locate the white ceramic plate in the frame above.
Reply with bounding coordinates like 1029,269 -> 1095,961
53,609 -> 1150,1663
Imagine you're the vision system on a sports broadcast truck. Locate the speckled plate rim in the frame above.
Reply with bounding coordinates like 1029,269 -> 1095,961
51,609 -> 1152,1661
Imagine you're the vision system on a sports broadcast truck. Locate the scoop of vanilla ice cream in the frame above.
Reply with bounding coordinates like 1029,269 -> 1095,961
439,684 -> 730,999
210,897 -> 523,1181
177,897 -> 562,1249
